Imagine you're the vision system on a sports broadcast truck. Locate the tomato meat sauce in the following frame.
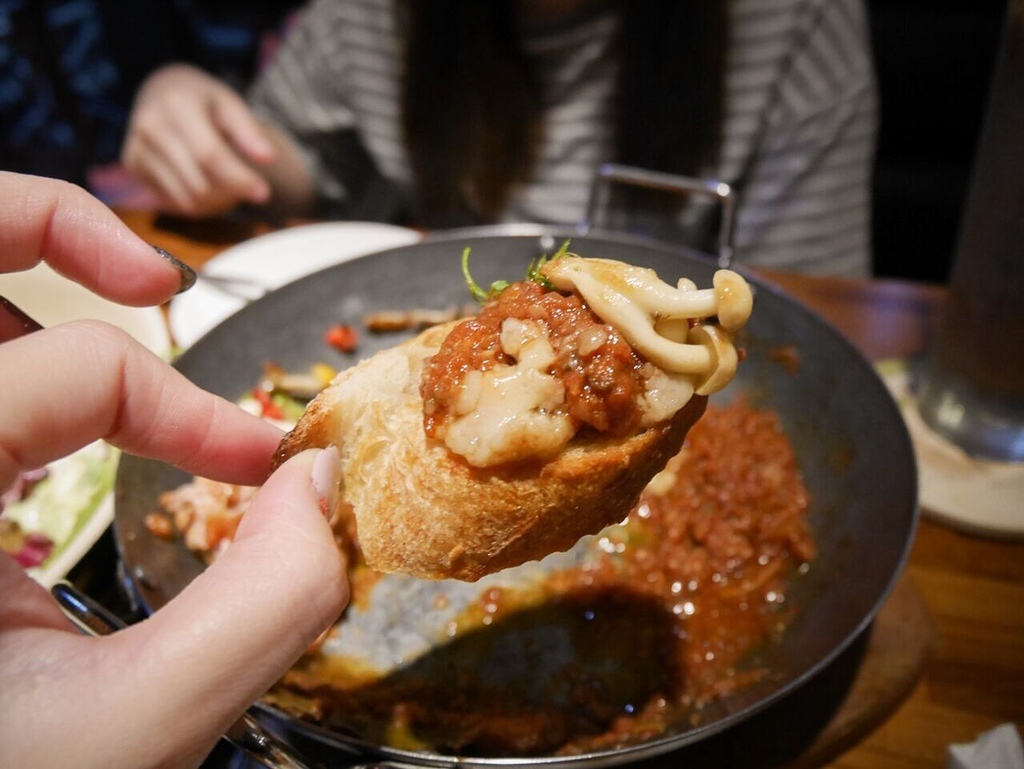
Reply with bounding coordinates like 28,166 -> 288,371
421,281 -> 649,438
267,399 -> 816,757
550,400 -> 817,752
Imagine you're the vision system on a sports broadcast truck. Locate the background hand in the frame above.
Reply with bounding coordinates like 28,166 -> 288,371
122,64 -> 277,217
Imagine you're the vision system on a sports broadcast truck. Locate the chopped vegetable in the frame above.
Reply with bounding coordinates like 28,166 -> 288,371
325,323 -> 359,353
250,387 -> 285,420
261,362 -> 335,401
144,512 -> 175,540
16,533 -> 53,568
0,441 -> 118,572
462,240 -> 571,304
363,305 -> 477,333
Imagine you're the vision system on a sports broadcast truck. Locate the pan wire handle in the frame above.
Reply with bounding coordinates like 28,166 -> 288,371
579,162 -> 736,269
51,580 -> 315,769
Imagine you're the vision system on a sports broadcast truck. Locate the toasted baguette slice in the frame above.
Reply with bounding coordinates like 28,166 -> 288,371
276,320 -> 707,582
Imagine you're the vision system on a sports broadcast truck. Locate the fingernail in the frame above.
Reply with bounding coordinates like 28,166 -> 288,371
151,245 -> 197,294
0,295 -> 44,338
311,445 -> 341,519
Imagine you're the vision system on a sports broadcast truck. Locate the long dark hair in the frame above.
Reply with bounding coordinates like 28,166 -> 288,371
399,0 -> 727,226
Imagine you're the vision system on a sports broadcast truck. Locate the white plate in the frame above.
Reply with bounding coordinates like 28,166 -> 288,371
0,262 -> 171,356
0,263 -> 172,586
881,359 -> 1024,540
168,221 -> 422,349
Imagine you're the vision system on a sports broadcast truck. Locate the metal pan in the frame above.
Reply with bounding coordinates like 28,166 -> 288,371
113,225 -> 918,767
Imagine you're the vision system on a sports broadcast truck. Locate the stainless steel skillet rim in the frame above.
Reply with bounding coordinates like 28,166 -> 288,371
114,223 -> 919,768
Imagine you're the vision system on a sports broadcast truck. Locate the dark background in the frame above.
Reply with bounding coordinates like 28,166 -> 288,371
0,0 -> 1010,285
867,0 -> 1008,283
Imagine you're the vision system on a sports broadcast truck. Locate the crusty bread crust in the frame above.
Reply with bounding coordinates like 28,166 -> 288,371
275,321 -> 707,581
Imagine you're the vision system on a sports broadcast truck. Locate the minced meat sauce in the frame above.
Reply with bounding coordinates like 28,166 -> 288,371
265,400 -> 816,757
420,281 -> 650,438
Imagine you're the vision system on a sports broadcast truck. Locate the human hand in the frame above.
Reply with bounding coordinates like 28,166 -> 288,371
0,173 -> 348,768
121,64 -> 278,218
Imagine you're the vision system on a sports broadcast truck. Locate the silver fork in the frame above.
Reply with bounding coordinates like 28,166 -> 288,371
198,273 -> 270,302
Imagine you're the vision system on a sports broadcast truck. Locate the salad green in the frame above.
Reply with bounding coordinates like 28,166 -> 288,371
1,441 -> 118,573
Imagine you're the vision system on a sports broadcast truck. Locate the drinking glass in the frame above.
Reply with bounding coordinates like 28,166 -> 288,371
916,0 -> 1024,462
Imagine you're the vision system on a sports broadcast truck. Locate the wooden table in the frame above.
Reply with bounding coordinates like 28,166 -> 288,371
112,211 -> 1024,768
753,270 -> 1024,768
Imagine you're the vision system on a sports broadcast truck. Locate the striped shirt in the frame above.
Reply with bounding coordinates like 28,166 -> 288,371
249,0 -> 877,276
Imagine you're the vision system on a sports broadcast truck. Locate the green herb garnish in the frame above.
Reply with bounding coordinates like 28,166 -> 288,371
462,240 -> 573,304
462,246 -> 507,303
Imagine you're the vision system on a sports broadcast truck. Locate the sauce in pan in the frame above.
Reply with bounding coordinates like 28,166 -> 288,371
264,400 -> 815,757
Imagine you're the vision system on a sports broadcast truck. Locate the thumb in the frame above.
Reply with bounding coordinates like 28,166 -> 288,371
109,447 -> 348,763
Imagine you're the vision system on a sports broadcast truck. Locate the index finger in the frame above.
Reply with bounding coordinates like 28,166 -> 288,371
211,90 -> 276,167
0,172 -> 189,306
0,321 -> 281,490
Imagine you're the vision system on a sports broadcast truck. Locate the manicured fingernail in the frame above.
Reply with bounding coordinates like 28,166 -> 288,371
151,245 -> 197,294
311,445 -> 341,519
0,295 -> 44,338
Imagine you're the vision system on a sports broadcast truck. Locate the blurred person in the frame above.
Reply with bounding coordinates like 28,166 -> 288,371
123,0 -> 878,276
0,170 -> 347,768
0,0 -> 298,203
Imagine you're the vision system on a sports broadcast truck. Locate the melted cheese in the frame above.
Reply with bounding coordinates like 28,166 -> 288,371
443,318 -> 573,467
441,257 -> 752,467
